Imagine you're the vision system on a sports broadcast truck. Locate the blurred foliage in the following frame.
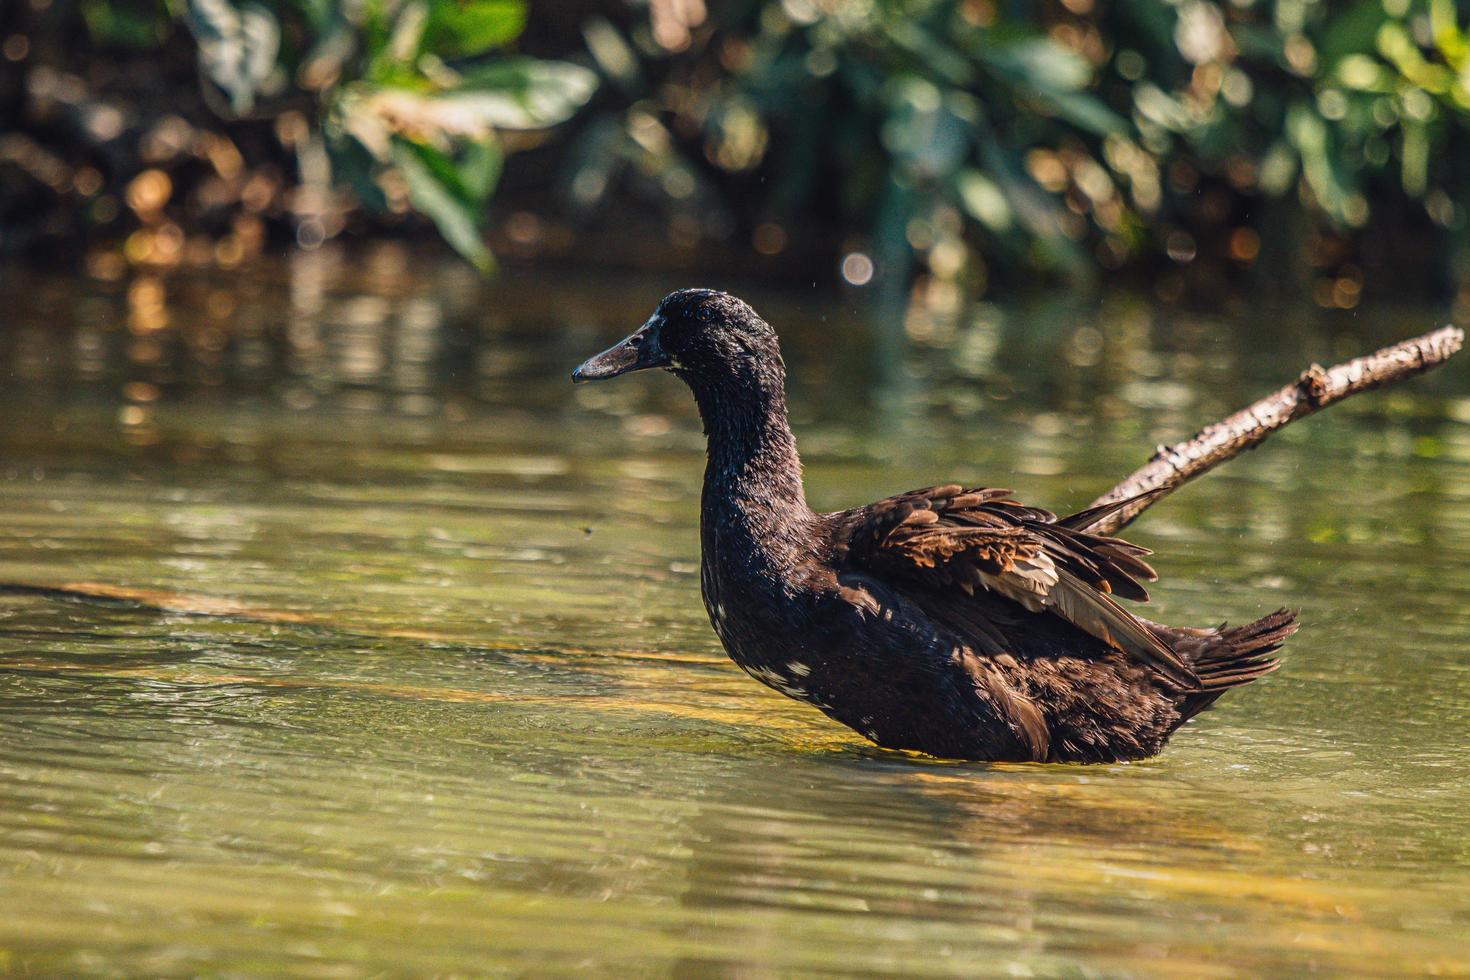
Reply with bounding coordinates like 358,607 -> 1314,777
569,0 -> 1469,298
1,0 -> 1468,300
1,0 -> 595,271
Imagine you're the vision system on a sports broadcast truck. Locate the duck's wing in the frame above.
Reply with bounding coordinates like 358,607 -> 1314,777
832,485 -> 1198,690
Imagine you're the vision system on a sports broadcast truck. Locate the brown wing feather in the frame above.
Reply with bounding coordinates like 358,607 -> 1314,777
837,486 -> 1198,689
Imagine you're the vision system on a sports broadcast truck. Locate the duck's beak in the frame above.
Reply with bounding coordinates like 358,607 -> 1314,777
571,316 -> 668,383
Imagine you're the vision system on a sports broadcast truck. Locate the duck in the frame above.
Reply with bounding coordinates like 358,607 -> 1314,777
572,289 -> 1298,763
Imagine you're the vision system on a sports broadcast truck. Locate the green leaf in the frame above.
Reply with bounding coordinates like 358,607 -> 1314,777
400,138 -> 472,201
1402,119 -> 1430,197
883,19 -> 975,86
458,139 -> 503,201
978,38 -> 1092,93
1286,102 -> 1363,225
423,0 -> 526,59
1335,54 -> 1390,92
1133,83 -> 1192,132
393,137 -> 501,206
329,135 -> 389,212
392,138 -> 494,273
455,58 -> 599,129
1258,139 -> 1298,196
1430,0 -> 1468,66
185,0 -> 280,114
582,16 -> 640,88
1318,0 -> 1389,68
956,169 -> 1014,233
82,0 -> 171,48
1041,90 -> 1129,137
386,1 -> 428,64
290,0 -> 338,33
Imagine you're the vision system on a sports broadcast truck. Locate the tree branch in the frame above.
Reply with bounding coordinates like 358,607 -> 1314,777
1088,325 -> 1464,536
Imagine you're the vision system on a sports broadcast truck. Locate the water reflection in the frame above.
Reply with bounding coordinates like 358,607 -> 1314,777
0,251 -> 1467,974
4,244 -> 1458,433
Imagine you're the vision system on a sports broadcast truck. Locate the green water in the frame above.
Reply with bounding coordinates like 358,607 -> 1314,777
1,251 -> 1467,975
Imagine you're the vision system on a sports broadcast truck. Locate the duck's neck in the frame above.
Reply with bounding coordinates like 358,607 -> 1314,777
687,365 -> 811,550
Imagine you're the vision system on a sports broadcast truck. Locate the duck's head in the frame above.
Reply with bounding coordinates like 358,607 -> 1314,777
571,289 -> 782,389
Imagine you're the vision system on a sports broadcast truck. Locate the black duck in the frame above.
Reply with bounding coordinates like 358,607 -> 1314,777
572,289 -> 1297,763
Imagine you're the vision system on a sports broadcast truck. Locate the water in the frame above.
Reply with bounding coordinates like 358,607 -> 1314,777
1,249 -> 1467,975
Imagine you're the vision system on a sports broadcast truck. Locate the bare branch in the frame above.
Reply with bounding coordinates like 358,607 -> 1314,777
1088,325 -> 1465,536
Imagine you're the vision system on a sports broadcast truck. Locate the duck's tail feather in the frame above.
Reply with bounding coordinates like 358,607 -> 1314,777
1151,609 -> 1300,724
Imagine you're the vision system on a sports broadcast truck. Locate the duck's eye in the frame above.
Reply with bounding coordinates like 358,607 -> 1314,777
696,306 -> 715,323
